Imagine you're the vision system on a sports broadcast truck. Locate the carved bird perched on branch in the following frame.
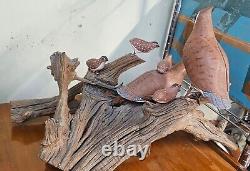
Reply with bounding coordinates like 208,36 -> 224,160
86,56 -> 108,73
182,7 -> 231,109
129,38 -> 160,54
117,58 -> 186,103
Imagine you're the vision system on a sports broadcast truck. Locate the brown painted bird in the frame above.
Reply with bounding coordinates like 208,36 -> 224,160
86,56 -> 108,73
116,62 -> 186,103
182,7 -> 231,109
129,38 -> 160,54
157,54 -> 173,74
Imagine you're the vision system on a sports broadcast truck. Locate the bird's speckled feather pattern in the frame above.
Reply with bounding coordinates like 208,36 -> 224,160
86,57 -> 108,72
129,38 -> 159,53
157,55 -> 173,74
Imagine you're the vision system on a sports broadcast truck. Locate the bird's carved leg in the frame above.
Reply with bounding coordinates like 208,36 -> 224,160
188,92 -> 203,105
95,71 -> 100,75
87,68 -> 99,75
184,84 -> 207,105
184,85 -> 193,97
129,43 -> 136,55
216,109 -> 230,131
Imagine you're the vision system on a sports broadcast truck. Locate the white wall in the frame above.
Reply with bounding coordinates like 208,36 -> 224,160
0,0 -> 175,103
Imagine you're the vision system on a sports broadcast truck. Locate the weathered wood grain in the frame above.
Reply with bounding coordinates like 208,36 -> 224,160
41,52 -> 237,171
40,83 -> 237,171
10,53 -> 144,123
84,53 -> 145,87
10,81 -> 83,123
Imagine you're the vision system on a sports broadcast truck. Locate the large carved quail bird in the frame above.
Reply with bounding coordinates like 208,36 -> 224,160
182,7 -> 231,110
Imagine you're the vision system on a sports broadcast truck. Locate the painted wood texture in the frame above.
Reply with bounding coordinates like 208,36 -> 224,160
171,0 -> 250,109
0,103 -> 238,171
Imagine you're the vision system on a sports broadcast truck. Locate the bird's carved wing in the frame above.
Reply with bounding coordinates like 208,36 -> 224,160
183,36 -> 229,99
217,42 -> 230,92
86,59 -> 102,69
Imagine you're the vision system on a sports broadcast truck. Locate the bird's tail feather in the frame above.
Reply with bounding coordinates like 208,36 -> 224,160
203,91 -> 231,109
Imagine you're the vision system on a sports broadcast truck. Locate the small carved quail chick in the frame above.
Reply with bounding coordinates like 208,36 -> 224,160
129,38 -> 160,54
86,56 -> 108,73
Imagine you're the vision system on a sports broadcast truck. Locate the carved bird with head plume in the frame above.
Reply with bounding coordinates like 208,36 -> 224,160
182,7 -> 231,109
117,55 -> 186,103
129,38 -> 160,54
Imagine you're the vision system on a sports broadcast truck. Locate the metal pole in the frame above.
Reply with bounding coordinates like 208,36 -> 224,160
162,0 -> 182,58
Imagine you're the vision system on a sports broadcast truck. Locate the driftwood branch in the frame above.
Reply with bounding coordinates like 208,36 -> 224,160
10,82 -> 83,123
10,53 -> 144,123
84,53 -> 145,87
11,52 -> 237,171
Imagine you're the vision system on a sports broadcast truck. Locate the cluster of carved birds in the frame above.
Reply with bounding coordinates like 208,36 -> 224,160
116,54 -> 185,104
86,38 -> 160,73
85,6 -> 231,110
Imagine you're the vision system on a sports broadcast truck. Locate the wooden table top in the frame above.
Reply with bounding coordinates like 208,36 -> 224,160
0,103 -> 238,171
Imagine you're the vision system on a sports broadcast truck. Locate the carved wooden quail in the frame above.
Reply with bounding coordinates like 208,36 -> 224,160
117,61 -> 186,103
129,38 -> 160,54
86,56 -> 108,73
182,7 -> 231,109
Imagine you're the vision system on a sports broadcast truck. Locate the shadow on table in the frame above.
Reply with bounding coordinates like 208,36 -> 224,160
11,123 -> 45,144
45,164 -> 60,171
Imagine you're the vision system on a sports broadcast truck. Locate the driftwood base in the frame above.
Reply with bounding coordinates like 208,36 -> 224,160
11,52 -> 237,171
41,84 -> 236,171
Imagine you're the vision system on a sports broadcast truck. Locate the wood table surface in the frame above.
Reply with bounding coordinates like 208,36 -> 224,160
0,103 -> 239,171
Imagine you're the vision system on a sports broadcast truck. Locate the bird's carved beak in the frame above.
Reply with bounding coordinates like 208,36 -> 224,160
152,41 -> 160,47
101,56 -> 109,61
